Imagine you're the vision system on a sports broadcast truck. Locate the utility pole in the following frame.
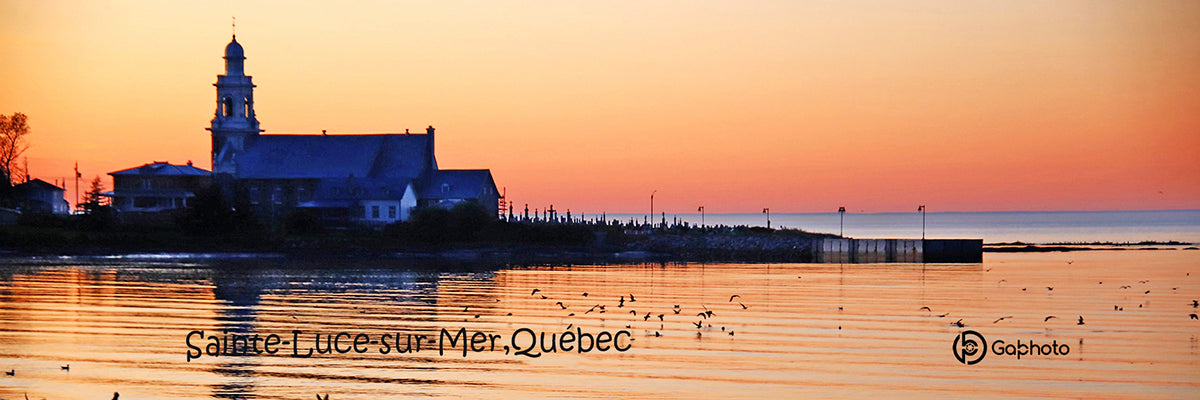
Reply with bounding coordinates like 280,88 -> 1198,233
74,162 -> 81,214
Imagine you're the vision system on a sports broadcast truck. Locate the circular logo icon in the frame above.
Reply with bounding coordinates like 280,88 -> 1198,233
952,330 -> 987,365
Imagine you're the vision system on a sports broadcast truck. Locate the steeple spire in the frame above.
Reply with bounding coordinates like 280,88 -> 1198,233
210,34 -> 259,176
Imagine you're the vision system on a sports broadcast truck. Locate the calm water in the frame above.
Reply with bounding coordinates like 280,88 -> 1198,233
1,251 -> 1198,399
605,210 -> 1200,243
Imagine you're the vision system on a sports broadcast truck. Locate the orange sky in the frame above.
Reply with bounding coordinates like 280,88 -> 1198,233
1,1 -> 1197,213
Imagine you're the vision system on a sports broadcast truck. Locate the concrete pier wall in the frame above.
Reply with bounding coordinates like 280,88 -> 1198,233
815,238 -> 981,263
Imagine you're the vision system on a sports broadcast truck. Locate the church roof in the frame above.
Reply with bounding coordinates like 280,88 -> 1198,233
236,134 -> 432,180
419,169 -> 497,200
110,162 -> 211,176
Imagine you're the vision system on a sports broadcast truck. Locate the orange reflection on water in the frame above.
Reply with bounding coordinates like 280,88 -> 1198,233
0,251 -> 1198,399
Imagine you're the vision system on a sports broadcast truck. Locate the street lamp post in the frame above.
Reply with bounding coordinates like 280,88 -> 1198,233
918,205 -> 926,241
650,190 -> 657,229
763,208 -> 770,229
838,206 -> 846,237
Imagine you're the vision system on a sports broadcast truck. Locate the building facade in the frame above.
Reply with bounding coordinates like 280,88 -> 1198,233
106,161 -> 212,213
11,179 -> 70,215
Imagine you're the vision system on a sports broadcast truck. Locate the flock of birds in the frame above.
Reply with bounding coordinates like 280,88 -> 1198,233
933,265 -> 1198,329
518,287 -> 749,339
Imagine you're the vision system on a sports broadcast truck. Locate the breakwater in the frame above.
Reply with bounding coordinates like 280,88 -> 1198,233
814,238 -> 983,263
624,231 -> 982,263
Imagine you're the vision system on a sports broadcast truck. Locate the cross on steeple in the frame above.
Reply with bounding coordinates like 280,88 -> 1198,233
232,16 -> 236,37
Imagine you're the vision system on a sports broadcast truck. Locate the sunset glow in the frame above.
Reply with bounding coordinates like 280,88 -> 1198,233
2,1 -> 1198,213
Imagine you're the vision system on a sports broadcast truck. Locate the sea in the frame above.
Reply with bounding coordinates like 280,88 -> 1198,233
0,210 -> 1198,399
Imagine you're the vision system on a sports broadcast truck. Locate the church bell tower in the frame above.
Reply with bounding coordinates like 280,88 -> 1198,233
208,34 -> 261,176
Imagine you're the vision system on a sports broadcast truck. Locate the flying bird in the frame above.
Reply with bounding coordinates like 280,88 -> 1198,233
993,316 -> 1013,323
1045,316 -> 1058,322
693,321 -> 703,328
920,306 -> 931,312
555,301 -> 567,310
739,303 -> 748,310
531,289 -> 540,296
1190,314 -> 1198,320
1077,316 -> 1085,325
61,364 -> 69,371
729,295 -> 741,302
953,319 -> 965,328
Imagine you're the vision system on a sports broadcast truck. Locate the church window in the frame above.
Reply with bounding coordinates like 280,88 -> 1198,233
441,183 -> 450,193
372,206 -> 380,219
388,206 -> 396,219
222,97 -> 233,117
244,97 -> 252,117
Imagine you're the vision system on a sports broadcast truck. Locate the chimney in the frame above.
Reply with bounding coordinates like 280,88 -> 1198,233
187,160 -> 193,167
322,129 -> 327,136
426,125 -> 436,172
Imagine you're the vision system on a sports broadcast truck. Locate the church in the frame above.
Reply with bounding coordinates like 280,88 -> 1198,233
110,35 -> 500,225
210,35 -> 499,224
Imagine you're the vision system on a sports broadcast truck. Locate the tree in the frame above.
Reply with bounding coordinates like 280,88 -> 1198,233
0,112 -> 31,188
77,175 -> 114,230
